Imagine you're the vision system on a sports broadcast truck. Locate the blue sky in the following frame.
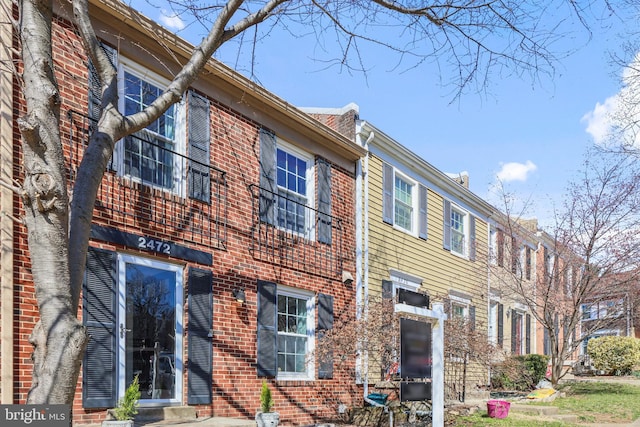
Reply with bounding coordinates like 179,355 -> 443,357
134,2 -> 636,228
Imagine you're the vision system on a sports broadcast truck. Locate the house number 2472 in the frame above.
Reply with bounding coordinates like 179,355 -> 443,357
137,236 -> 171,255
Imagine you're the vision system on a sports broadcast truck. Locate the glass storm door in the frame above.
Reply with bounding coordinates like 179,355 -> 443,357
118,254 -> 183,404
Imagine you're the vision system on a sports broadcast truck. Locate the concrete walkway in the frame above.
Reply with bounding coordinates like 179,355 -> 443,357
134,418 -> 256,427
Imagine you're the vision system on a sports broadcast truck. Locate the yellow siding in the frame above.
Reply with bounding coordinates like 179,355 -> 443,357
367,155 -> 488,312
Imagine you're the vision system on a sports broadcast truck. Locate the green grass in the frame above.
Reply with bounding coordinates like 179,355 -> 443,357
454,412 -> 569,427
453,380 -> 640,426
554,381 -> 640,424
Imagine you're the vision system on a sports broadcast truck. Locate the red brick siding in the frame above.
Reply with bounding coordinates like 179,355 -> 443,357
9,11 -> 362,427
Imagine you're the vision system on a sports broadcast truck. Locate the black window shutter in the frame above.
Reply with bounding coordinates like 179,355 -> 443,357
88,44 -> 118,170
382,280 -> 393,299
259,129 -> 277,225
511,312 -> 518,354
543,328 -> 550,355
497,303 -> 504,347
82,247 -> 117,409
525,314 -> 531,354
418,184 -> 428,240
257,280 -> 277,377
469,305 -> 476,331
187,91 -> 211,203
443,200 -> 451,251
317,158 -> 332,245
469,216 -> 476,261
187,268 -> 213,404
382,163 -> 393,224
317,293 -> 334,379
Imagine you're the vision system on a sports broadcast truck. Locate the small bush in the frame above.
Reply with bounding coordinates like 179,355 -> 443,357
587,336 -> 640,376
260,380 -> 274,413
491,354 -> 550,391
114,375 -> 140,420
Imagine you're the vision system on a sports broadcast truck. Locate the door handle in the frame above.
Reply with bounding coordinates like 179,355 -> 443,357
120,323 -> 132,338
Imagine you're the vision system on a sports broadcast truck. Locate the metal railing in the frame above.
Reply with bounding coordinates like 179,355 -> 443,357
67,110 -> 227,251
248,184 -> 347,279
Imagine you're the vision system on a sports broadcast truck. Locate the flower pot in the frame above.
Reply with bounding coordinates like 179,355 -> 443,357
255,411 -> 280,427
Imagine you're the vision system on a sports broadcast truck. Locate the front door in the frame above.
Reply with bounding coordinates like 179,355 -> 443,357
118,254 -> 183,404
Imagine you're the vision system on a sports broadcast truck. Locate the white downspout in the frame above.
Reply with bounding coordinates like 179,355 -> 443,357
1,0 -> 14,402
487,223 -> 492,386
361,130 -> 373,398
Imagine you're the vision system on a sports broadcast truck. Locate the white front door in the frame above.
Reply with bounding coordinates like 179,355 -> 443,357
117,254 -> 183,404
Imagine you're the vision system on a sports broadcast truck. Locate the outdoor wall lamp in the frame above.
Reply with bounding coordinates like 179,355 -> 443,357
342,271 -> 354,285
232,288 -> 246,304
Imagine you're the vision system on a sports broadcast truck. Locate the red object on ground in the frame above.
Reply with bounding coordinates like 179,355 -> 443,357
487,400 -> 511,419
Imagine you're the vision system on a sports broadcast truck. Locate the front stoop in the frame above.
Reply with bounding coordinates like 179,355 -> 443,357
136,406 -> 197,421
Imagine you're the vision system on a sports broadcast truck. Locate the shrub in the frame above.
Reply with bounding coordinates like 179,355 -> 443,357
113,375 -> 140,420
491,354 -> 550,391
587,336 -> 640,376
260,380 -> 274,413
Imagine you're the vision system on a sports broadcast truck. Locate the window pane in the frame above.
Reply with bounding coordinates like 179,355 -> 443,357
275,147 -> 308,234
122,71 -> 175,191
276,294 -> 310,375
394,176 -> 413,231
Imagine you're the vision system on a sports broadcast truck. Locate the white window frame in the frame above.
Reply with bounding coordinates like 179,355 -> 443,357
489,226 -> 498,266
276,285 -> 315,381
274,139 -> 315,238
449,294 -> 471,319
116,58 -> 187,196
392,170 -> 418,235
581,303 -> 596,320
389,269 -> 422,294
450,205 -> 468,257
488,300 -> 499,345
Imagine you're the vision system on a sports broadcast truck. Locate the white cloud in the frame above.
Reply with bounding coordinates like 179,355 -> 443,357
581,96 -> 618,145
159,9 -> 185,31
496,160 -> 537,183
582,52 -> 640,147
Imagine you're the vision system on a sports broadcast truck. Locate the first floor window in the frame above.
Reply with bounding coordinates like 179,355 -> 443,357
276,287 -> 314,378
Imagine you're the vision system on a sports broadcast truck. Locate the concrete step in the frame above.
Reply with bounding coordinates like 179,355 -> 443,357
509,403 -> 559,416
136,406 -> 197,421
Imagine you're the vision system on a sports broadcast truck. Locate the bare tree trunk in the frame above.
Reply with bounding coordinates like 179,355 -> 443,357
18,0 -> 88,404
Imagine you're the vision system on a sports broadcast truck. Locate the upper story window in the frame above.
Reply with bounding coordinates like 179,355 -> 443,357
450,207 -> 466,255
443,200 -> 476,260
394,175 -> 414,231
259,130 -> 326,239
382,163 -> 427,239
276,145 -> 312,234
117,59 -> 185,194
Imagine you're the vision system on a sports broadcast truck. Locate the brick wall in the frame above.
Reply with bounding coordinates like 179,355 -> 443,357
11,12 -> 362,426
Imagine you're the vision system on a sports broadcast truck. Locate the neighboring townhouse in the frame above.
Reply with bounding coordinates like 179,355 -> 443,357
487,217 -> 539,358
353,121 -> 495,401
534,229 -> 582,372
1,1 -> 365,425
579,272 -> 637,354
